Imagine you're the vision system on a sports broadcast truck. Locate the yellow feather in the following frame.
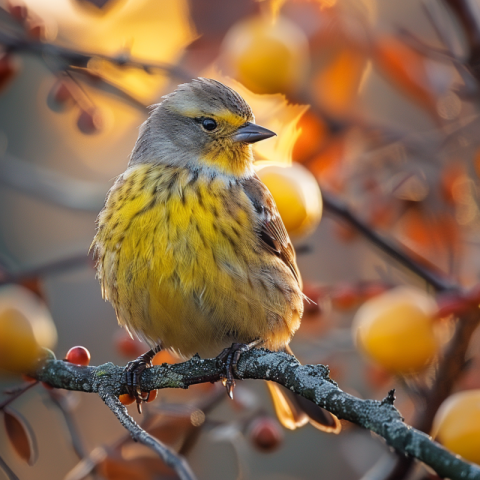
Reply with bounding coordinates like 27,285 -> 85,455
93,161 -> 301,358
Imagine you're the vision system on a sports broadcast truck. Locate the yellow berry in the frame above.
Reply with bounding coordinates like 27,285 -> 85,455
257,163 -> 323,239
0,286 -> 57,374
433,390 -> 480,464
221,15 -> 309,95
0,308 -> 40,373
352,286 -> 439,374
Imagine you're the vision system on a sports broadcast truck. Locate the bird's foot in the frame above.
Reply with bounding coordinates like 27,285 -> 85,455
124,345 -> 161,414
216,340 -> 262,399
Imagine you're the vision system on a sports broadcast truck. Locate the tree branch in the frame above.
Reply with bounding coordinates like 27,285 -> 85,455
321,191 -> 457,292
0,23 -> 192,83
30,350 -> 480,480
101,393 -> 197,480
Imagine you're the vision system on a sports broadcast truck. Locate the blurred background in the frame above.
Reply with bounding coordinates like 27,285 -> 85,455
1,0 -> 480,478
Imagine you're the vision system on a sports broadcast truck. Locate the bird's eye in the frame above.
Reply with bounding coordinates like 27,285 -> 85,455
201,118 -> 217,131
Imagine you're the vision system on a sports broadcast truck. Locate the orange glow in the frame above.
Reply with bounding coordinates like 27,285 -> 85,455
206,73 -> 308,167
314,46 -> 367,116
25,0 -> 195,102
266,382 -> 308,430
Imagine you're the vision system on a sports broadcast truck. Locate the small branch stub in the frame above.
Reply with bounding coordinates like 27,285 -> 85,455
381,389 -> 396,406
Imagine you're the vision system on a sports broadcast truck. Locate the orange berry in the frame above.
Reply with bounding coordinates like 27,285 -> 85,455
257,163 -> 322,239
433,390 -> 480,464
119,393 -> 136,406
114,330 -> 144,359
353,286 -> 440,374
221,15 -> 309,94
146,389 -> 157,403
152,350 -> 178,365
65,346 -> 91,366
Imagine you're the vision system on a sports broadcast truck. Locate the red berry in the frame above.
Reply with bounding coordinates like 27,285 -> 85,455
435,294 -> 471,318
466,284 -> 480,304
248,416 -> 284,452
19,277 -> 44,300
361,282 -> 388,301
7,3 -> 28,22
77,108 -> 103,134
65,346 -> 91,366
27,22 -> 46,40
331,283 -> 361,310
52,81 -> 73,104
0,54 -> 17,93
334,222 -> 358,242
114,330 -> 144,358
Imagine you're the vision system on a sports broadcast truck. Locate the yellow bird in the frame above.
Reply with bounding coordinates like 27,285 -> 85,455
91,78 -> 339,432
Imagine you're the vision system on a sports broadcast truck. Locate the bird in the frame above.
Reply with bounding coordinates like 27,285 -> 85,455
91,77 -> 340,432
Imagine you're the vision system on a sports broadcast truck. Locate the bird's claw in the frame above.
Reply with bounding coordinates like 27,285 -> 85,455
216,341 -> 260,400
124,349 -> 157,414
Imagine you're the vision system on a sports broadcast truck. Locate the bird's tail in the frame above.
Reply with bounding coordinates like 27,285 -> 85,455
266,345 -> 341,433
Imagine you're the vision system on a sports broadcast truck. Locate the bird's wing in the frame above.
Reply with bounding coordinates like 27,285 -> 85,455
240,173 -> 301,286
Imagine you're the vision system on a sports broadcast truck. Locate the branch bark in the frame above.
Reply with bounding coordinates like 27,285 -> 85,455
101,393 -> 197,480
321,192 -> 456,293
31,349 -> 480,480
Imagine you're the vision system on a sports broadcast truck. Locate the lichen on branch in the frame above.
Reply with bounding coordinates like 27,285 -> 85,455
31,348 -> 480,480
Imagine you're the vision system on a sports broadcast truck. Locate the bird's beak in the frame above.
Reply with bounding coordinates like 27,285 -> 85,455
232,122 -> 276,144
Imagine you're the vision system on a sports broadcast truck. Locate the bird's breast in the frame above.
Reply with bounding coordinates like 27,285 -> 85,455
95,163 -> 288,355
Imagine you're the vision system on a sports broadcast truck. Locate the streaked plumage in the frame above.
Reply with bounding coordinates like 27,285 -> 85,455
91,78 -> 339,433
92,78 -> 303,358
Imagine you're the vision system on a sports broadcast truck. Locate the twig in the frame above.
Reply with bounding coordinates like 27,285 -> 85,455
0,454 -> 19,480
101,392 -> 197,480
0,381 -> 38,410
413,310 -> 480,432
0,152 -> 107,211
321,190 -> 478,480
0,253 -> 91,285
31,351 -> 480,480
321,191 -> 456,292
442,0 -> 480,70
0,26 -> 192,82
46,391 -> 88,461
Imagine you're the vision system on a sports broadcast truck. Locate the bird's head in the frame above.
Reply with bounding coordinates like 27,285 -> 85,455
130,78 -> 276,177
